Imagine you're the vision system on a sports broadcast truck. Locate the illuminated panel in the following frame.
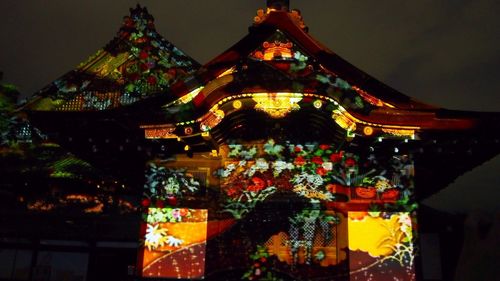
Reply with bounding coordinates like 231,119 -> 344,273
140,208 -> 208,279
142,126 -> 177,139
348,212 -> 416,281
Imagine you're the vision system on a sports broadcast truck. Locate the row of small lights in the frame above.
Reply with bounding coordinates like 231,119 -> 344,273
163,92 -> 417,141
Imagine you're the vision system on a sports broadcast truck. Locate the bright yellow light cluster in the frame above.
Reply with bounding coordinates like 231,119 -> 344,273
232,100 -> 242,109
332,109 -> 356,131
348,213 -> 405,257
382,128 -> 415,138
199,108 -> 225,132
216,66 -> 236,78
253,92 -> 302,118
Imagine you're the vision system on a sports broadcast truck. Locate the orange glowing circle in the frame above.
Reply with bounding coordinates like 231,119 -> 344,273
363,126 -> 374,136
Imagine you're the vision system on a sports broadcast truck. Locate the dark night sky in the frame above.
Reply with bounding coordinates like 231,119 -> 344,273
0,0 -> 499,213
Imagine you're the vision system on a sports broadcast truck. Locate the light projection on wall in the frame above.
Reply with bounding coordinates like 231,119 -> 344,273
139,139 -> 417,280
217,139 -> 415,219
348,211 -> 416,281
139,208 -> 208,279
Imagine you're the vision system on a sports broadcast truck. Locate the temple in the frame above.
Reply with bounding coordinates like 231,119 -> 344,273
4,1 -> 500,280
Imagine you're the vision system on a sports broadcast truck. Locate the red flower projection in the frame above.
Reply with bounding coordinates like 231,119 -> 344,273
345,158 -> 356,167
247,177 -> 266,192
330,152 -> 343,163
319,144 -> 330,150
139,50 -> 149,59
311,156 -> 323,165
294,156 -> 306,166
141,198 -> 151,207
147,75 -> 157,85
316,167 -> 328,176
226,187 -> 238,197
156,199 -> 165,208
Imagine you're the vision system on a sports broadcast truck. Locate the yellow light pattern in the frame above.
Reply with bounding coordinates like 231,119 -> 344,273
232,100 -> 242,109
216,66 -> 236,78
348,213 -> 407,257
332,109 -> 356,131
382,128 -> 415,138
146,92 -> 419,139
199,107 -> 225,131
253,93 -> 302,118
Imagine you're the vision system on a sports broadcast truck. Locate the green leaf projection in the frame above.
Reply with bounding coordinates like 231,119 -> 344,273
143,163 -> 200,203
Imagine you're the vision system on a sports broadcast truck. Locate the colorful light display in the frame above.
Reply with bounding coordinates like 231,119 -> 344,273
140,138 -> 417,280
139,208 -> 208,279
348,212 -> 416,281
218,139 -> 414,218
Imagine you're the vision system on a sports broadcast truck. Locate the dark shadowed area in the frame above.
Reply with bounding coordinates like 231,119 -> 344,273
0,0 -> 499,213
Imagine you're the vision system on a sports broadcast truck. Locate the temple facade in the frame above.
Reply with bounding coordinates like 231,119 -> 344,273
4,1 -> 499,280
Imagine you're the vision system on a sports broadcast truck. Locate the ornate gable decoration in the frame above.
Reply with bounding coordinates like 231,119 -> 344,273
254,7 -> 307,32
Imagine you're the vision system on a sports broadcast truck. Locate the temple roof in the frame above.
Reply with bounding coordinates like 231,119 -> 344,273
23,5 -> 200,112
138,8 -> 500,136
21,4 -> 500,200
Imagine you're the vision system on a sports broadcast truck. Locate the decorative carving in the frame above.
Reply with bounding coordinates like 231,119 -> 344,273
290,9 -> 307,31
144,127 -> 176,139
253,93 -> 302,118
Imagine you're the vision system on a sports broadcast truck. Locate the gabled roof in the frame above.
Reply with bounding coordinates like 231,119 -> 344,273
143,8 -> 500,135
24,5 -> 200,112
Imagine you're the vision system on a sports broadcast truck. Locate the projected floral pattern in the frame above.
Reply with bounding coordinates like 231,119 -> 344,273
140,139 -> 417,280
218,139 -> 414,219
143,163 -> 200,206
33,5 -> 199,111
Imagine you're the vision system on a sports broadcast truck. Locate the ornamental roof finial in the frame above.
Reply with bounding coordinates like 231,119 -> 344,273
267,0 -> 289,12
